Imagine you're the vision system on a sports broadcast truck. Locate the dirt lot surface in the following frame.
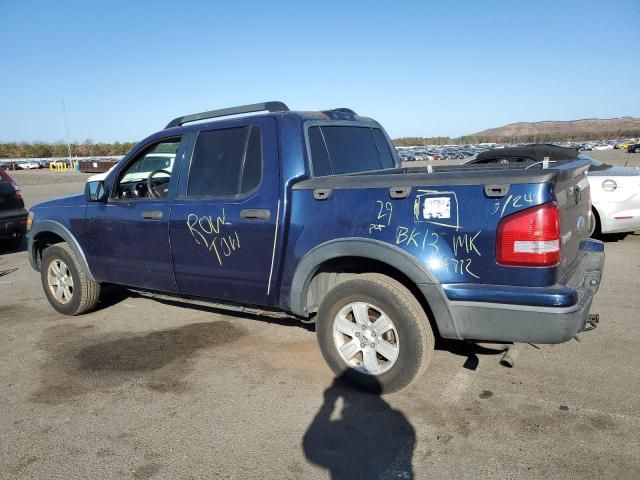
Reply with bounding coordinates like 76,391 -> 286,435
1,151 -> 639,479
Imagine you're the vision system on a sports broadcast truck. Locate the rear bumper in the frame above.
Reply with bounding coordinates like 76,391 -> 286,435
440,239 -> 605,344
0,209 -> 27,239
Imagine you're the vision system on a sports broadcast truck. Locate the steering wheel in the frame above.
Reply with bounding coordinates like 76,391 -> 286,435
147,169 -> 171,198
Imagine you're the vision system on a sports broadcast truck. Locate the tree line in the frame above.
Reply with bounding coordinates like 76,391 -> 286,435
0,140 -> 137,159
2,128 -> 639,158
393,129 -> 640,146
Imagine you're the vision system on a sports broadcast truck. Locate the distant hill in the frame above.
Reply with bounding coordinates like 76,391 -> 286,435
471,117 -> 640,139
394,116 -> 640,146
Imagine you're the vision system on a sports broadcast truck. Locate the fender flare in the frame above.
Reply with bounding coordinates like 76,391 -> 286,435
289,237 -> 459,338
28,220 -> 96,282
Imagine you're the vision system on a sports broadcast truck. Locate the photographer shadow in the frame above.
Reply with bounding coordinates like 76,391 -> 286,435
303,374 -> 415,480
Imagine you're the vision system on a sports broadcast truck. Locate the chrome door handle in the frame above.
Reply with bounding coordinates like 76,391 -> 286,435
240,208 -> 271,220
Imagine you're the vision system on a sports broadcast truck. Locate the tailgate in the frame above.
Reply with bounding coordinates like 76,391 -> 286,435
555,162 -> 591,280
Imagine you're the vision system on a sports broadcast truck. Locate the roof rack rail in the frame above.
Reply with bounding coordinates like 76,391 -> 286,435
165,101 -> 290,129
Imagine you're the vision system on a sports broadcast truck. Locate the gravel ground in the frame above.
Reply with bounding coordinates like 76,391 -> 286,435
0,151 -> 639,479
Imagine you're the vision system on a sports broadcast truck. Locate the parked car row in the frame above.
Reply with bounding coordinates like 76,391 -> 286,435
398,138 -> 640,162
0,156 -> 124,171
397,144 -> 491,161
1,159 -> 49,170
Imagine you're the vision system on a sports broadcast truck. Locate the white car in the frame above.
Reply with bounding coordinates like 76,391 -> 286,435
18,161 -> 40,170
462,145 -> 640,236
586,159 -> 640,235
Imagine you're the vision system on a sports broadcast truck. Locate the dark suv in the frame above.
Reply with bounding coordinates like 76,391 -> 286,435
0,169 -> 27,250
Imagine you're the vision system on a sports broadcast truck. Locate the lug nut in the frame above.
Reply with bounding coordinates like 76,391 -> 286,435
360,343 -> 365,349
361,325 -> 367,330
371,342 -> 375,348
355,332 -> 360,337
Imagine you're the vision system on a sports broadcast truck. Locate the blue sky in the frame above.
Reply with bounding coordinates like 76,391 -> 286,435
1,0 -> 639,142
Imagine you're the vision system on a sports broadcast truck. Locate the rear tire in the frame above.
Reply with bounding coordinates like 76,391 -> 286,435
316,273 -> 434,394
41,243 -> 101,316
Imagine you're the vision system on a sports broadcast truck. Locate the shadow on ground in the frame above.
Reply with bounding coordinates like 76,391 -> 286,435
0,241 -> 27,254
435,338 -> 508,371
92,285 -> 133,312
149,296 -> 315,331
303,374 -> 415,480
596,232 -> 631,243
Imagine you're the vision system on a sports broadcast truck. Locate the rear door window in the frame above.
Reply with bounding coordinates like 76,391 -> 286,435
188,126 -> 262,197
307,125 -> 395,176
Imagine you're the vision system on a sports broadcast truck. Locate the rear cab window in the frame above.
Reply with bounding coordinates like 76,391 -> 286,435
307,125 -> 396,176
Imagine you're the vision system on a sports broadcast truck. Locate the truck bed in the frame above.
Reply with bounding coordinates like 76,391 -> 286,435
288,160 -> 589,280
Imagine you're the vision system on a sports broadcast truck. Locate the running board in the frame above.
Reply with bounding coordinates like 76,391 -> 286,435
128,289 -> 294,320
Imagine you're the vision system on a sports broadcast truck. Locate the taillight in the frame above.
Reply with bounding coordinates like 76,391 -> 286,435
11,182 -> 23,200
497,202 -> 560,267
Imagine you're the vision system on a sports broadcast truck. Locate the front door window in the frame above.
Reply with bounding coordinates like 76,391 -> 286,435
114,140 -> 180,199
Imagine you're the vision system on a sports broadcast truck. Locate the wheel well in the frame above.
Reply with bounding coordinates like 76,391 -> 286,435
32,231 -> 65,269
305,256 -> 440,336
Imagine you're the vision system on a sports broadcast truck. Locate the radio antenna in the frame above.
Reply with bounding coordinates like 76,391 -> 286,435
62,99 -> 72,163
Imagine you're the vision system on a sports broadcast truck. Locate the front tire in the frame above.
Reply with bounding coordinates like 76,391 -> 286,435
316,273 -> 434,394
41,243 -> 101,315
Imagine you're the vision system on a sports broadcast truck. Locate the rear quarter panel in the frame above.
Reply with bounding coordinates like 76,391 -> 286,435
280,181 -> 556,306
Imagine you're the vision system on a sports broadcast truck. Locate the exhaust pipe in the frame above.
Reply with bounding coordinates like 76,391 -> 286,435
583,313 -> 599,332
500,343 -> 521,368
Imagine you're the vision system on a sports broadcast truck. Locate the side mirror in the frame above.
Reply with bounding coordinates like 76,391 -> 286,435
85,181 -> 107,202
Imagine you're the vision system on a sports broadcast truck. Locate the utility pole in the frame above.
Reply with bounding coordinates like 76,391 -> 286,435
62,100 -> 72,164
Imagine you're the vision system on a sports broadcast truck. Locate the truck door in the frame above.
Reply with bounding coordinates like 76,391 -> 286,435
84,137 -> 184,292
169,117 -> 280,306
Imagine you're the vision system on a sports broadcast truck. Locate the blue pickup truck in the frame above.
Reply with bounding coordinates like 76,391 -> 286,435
27,102 -> 604,392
